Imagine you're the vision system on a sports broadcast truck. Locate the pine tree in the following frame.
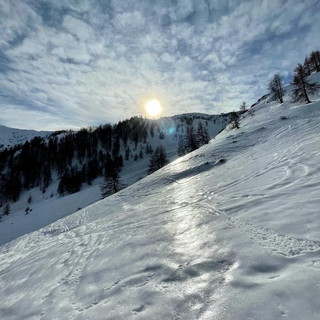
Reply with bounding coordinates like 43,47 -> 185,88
196,122 -> 210,146
100,154 -> 125,198
41,167 -> 52,193
291,64 -> 320,103
3,203 -> 10,216
125,147 -> 130,160
146,144 -> 153,154
230,112 -> 240,129
268,73 -> 285,103
148,145 -> 169,174
186,125 -> 198,151
177,136 -> 186,156
100,173 -> 125,199
149,122 -> 155,137
112,138 -> 120,158
114,155 -> 123,168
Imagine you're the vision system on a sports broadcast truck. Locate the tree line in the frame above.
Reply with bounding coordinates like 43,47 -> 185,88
268,50 -> 320,104
0,116 -> 162,205
177,121 -> 210,156
0,113 -> 231,209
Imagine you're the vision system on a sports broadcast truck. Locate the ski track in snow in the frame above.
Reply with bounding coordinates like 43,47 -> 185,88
191,125 -> 320,258
165,103 -> 320,259
191,201 -> 320,258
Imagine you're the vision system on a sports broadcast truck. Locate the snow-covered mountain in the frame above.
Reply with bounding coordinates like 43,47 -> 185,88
0,125 -> 51,150
0,82 -> 319,319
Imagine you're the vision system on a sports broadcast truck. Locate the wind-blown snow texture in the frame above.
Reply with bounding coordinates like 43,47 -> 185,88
0,125 -> 50,150
1,94 -> 320,319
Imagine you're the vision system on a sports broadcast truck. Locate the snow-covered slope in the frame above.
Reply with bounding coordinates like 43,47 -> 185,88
0,125 -> 51,150
1,94 -> 319,319
0,113 -> 231,245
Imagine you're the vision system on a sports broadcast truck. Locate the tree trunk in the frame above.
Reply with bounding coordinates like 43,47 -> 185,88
300,72 -> 311,104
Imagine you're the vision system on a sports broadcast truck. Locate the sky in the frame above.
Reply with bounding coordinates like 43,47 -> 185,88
0,0 -> 319,130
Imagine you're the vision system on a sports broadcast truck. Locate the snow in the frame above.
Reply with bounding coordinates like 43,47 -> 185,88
1,89 -> 320,319
0,125 -> 51,150
0,181 -> 102,245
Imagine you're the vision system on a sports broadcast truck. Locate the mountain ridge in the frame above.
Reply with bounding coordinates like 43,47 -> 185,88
0,124 -> 51,151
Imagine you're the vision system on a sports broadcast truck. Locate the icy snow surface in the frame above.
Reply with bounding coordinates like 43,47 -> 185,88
0,97 -> 320,319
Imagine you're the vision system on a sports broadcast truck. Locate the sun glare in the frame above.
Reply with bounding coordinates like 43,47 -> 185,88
145,99 -> 162,117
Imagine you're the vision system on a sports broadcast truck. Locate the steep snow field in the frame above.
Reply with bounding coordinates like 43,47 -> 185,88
1,96 -> 320,319
0,125 -> 51,150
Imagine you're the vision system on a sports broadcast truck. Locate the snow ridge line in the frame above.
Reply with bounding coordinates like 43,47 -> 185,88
199,203 -> 320,257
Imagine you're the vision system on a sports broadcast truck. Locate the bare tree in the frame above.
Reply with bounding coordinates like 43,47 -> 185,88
291,64 -> 320,104
303,57 -> 312,76
269,73 -> 285,103
309,50 -> 320,73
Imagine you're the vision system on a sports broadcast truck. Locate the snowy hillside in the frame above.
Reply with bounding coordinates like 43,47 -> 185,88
0,113 -> 231,245
0,125 -> 51,150
0,92 -> 319,319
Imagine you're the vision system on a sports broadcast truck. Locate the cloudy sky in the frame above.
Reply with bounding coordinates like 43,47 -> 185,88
1,0 -> 319,130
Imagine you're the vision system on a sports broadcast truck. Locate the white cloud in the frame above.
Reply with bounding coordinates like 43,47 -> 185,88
62,15 -> 96,42
0,0 -> 320,130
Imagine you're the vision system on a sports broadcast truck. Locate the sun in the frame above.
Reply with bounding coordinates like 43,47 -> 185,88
145,99 -> 162,117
